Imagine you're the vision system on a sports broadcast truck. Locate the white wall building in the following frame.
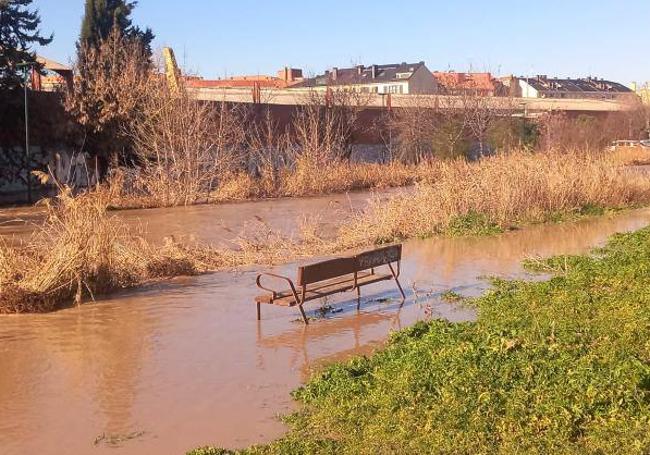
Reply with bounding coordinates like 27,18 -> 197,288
518,75 -> 634,100
290,62 -> 438,95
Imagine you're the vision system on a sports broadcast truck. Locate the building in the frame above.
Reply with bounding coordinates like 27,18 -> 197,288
30,56 -> 73,91
631,82 -> 650,105
185,67 -> 303,89
290,62 -> 437,94
432,71 -> 504,96
498,75 -> 524,97
517,75 -> 635,100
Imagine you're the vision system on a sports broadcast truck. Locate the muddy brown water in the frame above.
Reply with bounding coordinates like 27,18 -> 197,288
1,191 -> 650,455
0,189 -> 406,246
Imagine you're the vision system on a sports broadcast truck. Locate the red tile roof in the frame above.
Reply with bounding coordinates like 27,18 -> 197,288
185,75 -> 289,89
432,72 -> 497,92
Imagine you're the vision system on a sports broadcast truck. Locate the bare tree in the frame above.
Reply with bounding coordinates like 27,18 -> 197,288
289,88 -> 371,164
435,96 -> 471,159
388,96 -> 437,163
123,79 -> 249,206
536,112 -> 636,153
387,95 -> 469,163
246,106 -> 290,179
455,82 -> 515,157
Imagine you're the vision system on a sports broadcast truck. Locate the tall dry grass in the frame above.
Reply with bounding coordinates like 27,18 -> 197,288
0,189 -> 212,313
210,160 -> 424,202
606,146 -> 650,166
106,157 -> 428,208
5,150 -> 650,313
339,151 -> 650,246
102,78 -> 410,208
0,188 -> 334,313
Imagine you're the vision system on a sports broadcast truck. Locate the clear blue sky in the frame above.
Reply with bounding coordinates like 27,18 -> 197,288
32,0 -> 650,84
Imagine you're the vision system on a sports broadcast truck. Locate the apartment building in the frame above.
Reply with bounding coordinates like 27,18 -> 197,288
290,62 -> 437,94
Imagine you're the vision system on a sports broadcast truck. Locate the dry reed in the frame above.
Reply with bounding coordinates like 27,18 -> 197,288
106,159 -> 427,208
339,151 -> 650,246
4,151 -> 650,313
211,159 -> 424,202
0,189 -> 334,313
606,146 -> 650,166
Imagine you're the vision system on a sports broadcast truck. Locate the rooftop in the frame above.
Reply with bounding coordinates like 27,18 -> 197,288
292,62 -> 427,88
184,67 -> 303,89
522,76 -> 632,93
185,75 -> 288,89
36,55 -> 71,73
433,71 -> 497,92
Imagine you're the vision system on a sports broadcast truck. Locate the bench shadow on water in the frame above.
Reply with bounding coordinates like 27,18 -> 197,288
1,205 -> 650,455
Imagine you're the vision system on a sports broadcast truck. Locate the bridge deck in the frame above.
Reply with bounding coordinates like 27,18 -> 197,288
189,87 -> 634,113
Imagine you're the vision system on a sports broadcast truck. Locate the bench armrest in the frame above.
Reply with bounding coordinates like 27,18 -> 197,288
256,272 -> 300,302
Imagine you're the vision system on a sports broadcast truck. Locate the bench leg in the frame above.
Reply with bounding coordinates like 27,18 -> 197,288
395,277 -> 406,301
298,304 -> 309,324
256,302 -> 261,321
356,286 -> 361,309
389,263 -> 406,302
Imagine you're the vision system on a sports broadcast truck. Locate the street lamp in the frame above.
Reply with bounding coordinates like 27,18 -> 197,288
17,61 -> 37,203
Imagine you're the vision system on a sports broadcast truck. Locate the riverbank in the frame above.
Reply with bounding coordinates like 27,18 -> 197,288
2,208 -> 649,455
340,151 -> 650,244
106,160 -> 424,210
86,146 -> 650,211
192,225 -> 650,454
2,151 -> 650,313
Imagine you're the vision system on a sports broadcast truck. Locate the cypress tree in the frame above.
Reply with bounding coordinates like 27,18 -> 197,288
0,0 -> 53,90
69,0 -> 153,167
78,0 -> 153,54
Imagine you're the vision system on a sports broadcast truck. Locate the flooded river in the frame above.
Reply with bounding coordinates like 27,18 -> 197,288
1,192 -> 650,455
0,189 -> 404,246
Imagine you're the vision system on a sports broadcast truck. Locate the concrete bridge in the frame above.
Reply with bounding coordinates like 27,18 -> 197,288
189,87 -> 635,115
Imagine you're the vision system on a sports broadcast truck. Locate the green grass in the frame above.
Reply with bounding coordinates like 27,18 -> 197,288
544,204 -> 623,225
440,289 -> 465,302
445,211 -> 504,236
191,227 -> 650,455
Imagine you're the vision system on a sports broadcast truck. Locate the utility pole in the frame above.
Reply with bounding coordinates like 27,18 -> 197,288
17,62 -> 36,203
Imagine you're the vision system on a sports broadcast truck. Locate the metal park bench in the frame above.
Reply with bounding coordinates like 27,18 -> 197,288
254,244 -> 405,324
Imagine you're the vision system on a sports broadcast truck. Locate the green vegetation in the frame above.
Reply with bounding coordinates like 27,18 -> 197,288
446,210 -> 504,236
191,227 -> 650,454
546,204 -> 612,224
79,0 -> 153,52
440,289 -> 465,302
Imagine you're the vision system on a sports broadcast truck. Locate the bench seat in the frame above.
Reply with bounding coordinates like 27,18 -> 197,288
255,271 -> 391,306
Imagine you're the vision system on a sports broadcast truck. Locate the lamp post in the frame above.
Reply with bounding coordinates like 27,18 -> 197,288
17,61 -> 37,203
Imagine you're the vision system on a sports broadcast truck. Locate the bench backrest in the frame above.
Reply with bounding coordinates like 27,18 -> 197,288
355,244 -> 402,272
296,244 -> 402,287
297,257 -> 356,286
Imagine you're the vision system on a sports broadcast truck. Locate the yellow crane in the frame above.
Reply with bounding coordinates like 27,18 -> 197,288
162,47 -> 182,93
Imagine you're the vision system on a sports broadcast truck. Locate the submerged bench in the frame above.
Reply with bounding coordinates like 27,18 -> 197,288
254,244 -> 405,324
